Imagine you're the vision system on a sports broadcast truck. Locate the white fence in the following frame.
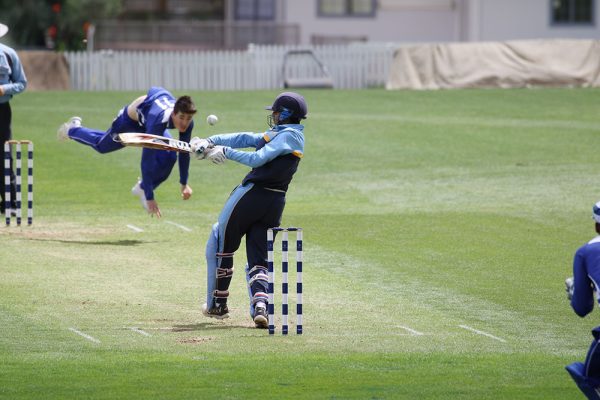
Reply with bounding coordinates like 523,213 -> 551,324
64,44 -> 397,91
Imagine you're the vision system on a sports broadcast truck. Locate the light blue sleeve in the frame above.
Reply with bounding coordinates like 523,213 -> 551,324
225,129 -> 303,168
208,132 -> 263,149
2,48 -> 27,96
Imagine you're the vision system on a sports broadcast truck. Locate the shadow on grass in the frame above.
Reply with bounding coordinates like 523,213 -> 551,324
27,238 -> 149,246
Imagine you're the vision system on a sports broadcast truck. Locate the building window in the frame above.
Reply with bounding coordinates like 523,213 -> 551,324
551,0 -> 594,24
235,0 -> 275,20
318,0 -> 376,18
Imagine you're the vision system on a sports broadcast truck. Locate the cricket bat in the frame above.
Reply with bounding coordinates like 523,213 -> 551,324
115,133 -> 192,153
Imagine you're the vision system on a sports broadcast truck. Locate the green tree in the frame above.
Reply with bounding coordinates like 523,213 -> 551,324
0,0 -> 121,50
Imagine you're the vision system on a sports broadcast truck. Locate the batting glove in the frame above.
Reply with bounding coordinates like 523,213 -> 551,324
205,145 -> 227,165
565,277 -> 574,300
190,137 -> 213,159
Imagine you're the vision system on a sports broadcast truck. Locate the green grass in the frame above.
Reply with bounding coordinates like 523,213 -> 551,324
1,88 -> 598,399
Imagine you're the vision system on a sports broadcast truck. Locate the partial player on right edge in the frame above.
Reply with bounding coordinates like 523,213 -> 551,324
565,201 -> 600,399
190,92 -> 307,329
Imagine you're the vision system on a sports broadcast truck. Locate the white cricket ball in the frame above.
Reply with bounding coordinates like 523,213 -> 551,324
207,114 -> 219,126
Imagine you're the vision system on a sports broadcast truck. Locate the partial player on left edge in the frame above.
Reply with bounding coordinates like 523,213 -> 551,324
57,86 -> 197,218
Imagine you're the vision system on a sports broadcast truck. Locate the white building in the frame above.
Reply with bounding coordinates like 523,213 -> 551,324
229,0 -> 599,44
95,0 -> 599,50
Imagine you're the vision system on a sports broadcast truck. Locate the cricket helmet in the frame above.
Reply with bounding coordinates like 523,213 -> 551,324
265,92 -> 308,120
593,201 -> 600,223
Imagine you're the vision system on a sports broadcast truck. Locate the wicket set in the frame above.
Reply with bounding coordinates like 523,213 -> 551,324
267,227 -> 303,335
4,140 -> 33,226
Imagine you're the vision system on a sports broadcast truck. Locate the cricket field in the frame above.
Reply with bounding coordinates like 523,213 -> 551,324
1,88 -> 598,399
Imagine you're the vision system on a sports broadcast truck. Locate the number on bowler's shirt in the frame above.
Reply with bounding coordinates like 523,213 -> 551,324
155,97 -> 174,110
155,97 -> 175,123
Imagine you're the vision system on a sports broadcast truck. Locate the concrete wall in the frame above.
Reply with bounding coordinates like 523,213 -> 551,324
19,51 -> 70,91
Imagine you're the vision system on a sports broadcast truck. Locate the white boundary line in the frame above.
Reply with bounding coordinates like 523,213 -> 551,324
397,325 -> 424,336
129,327 -> 151,337
165,220 -> 192,232
68,327 -> 100,343
459,324 -> 506,343
126,224 -> 144,232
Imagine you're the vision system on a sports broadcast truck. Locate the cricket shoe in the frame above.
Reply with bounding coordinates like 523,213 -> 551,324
202,303 -> 229,320
253,305 -> 268,329
131,180 -> 149,212
57,116 -> 82,141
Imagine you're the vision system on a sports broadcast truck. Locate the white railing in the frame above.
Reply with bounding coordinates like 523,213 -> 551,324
65,43 -> 397,91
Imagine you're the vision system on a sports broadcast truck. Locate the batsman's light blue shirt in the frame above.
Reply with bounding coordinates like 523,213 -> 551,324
209,124 -> 304,191
0,43 -> 27,103
210,125 -> 303,167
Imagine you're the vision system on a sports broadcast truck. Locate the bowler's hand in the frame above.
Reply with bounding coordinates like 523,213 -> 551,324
181,184 -> 192,200
147,200 -> 162,218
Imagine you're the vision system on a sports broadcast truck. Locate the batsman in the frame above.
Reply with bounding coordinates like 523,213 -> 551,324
565,201 -> 600,399
191,92 -> 307,328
